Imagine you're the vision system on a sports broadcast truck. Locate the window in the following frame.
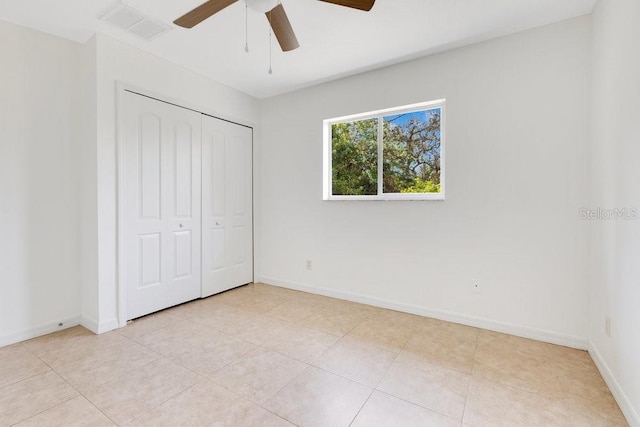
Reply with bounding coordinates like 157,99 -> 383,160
323,99 -> 445,201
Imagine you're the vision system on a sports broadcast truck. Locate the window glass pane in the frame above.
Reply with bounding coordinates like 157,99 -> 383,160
382,108 -> 441,194
331,118 -> 378,195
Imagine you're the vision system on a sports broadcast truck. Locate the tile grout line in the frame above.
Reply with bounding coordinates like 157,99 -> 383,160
263,360 -> 312,402
347,388 -> 375,427
346,316 -> 413,426
460,331 -> 480,425
209,360 -> 308,426
238,387 -> 302,427
371,321 -> 471,423
377,388 -> 464,423
87,350 -> 208,425
36,329 -> 203,426
8,395 -> 81,427
23,345 -> 119,426
0,373 -> 43,393
126,379 -> 204,425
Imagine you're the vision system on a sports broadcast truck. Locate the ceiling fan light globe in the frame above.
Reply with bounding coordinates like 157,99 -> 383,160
246,0 -> 280,13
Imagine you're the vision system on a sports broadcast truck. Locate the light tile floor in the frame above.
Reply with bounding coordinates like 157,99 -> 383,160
0,283 -> 628,426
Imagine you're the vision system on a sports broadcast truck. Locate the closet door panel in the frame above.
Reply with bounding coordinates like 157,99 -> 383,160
229,134 -> 253,285
123,92 -> 201,320
166,115 -> 201,306
202,125 -> 229,296
202,115 -> 253,297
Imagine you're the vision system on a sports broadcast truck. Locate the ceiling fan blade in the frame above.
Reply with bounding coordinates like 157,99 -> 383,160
174,0 -> 239,28
318,0 -> 375,11
266,4 -> 300,52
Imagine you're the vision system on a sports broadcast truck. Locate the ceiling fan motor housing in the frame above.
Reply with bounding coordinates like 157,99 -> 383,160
246,0 -> 280,13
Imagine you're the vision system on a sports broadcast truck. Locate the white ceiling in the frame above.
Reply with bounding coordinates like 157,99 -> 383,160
0,0 -> 596,99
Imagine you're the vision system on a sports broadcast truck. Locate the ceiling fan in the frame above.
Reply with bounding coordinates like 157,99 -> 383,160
174,0 -> 376,52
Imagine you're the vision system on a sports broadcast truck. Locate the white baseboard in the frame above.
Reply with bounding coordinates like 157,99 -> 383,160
589,343 -> 640,427
0,314 -> 117,348
97,318 -> 120,334
0,316 -> 81,348
80,316 -> 99,334
81,316 -> 120,334
256,276 -> 589,350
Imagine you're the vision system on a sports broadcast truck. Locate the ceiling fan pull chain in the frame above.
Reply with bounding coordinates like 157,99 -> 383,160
244,1 -> 249,52
268,10 -> 273,74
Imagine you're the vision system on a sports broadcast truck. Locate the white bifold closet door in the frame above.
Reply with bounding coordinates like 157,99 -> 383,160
123,91 -> 202,320
201,115 -> 253,297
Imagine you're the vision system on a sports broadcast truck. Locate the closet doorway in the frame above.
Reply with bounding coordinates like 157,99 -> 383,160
120,90 -> 253,320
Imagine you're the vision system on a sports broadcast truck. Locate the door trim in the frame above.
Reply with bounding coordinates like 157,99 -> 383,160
115,82 -> 255,328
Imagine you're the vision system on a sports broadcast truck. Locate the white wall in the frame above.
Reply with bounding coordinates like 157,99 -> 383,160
0,20 -> 83,345
256,16 -> 591,347
589,0 -> 640,424
78,36 -> 99,334
88,34 -> 260,332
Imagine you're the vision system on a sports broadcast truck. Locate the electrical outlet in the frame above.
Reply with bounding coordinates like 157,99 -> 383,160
306,260 -> 312,270
605,316 -> 611,337
472,280 -> 481,294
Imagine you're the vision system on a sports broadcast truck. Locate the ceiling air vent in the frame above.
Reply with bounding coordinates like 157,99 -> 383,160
99,2 -> 171,42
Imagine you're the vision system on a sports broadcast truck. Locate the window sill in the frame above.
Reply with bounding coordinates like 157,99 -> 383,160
323,193 -> 445,201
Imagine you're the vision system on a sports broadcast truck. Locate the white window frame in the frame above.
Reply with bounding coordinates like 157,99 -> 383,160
323,99 -> 446,201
